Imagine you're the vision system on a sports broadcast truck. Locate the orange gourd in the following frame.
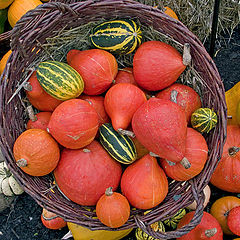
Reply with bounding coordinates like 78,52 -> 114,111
177,211 -> 223,239
164,7 -> 179,20
13,129 -> 60,176
121,154 -> 168,209
104,83 -> 147,131
114,67 -> 137,86
79,95 -> 110,126
54,140 -> 122,206
227,206 -> 240,236
41,208 -> 67,230
96,187 -> 130,228
8,0 -> 42,27
210,196 -> 240,235
160,127 -> 208,181
25,71 -> 63,111
67,49 -> 118,95
210,125 -> 240,192
47,99 -> 99,149
26,111 -> 52,130
0,0 -> 14,9
133,41 -> 186,91
156,83 -> 202,123
0,50 -> 11,75
132,97 -> 188,164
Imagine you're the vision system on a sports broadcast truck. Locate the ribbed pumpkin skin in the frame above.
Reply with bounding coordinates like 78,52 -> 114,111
36,61 -> 84,100
67,49 -> 118,95
104,83 -> 147,131
133,41 -> 186,91
132,97 -> 187,163
160,128 -> 208,181
8,0 -> 42,27
210,125 -> 240,193
99,123 -> 137,164
26,71 -> 63,111
177,211 -> 223,240
191,108 -> 218,133
121,154 -> 168,209
89,19 -> 142,55
156,83 -> 202,123
26,111 -> 52,130
13,129 -> 60,176
54,140 -> 122,206
47,99 -> 99,149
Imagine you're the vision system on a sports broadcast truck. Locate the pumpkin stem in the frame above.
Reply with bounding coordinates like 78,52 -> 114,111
149,152 -> 159,157
26,105 -> 37,122
183,43 -> 191,66
180,157 -> 191,169
205,228 -> 217,237
117,128 -> 135,138
170,90 -> 178,103
23,82 -> 32,91
16,158 -> 28,168
166,160 -> 176,166
83,148 -> 91,153
228,147 -> 240,156
105,187 -> 113,196
224,210 -> 229,217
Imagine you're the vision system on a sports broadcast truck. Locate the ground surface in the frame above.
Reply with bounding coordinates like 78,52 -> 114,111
0,25 -> 239,240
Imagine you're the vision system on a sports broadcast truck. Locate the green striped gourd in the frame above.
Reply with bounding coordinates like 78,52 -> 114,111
99,123 -> 137,164
89,19 -> 142,54
163,208 -> 186,230
191,108 -> 218,133
135,221 -> 165,240
36,61 -> 84,100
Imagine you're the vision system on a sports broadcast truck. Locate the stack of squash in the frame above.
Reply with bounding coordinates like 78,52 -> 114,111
9,16 -> 220,240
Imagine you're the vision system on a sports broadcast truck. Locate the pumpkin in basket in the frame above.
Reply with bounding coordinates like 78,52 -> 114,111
67,49 -> 118,95
26,111 -> 52,130
25,71 -> 63,111
0,0 -> 13,9
47,99 -> 99,149
133,41 -> 186,91
0,50 -> 11,75
54,140 -> 122,206
160,127 -> 208,181
114,67 -> 137,86
13,129 -> 60,176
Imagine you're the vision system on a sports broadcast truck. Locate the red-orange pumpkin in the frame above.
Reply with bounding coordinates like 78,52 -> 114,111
26,111 -> 52,130
210,125 -> 240,192
104,83 -> 147,131
67,49 -> 118,95
156,83 -> 202,123
177,211 -> 223,239
210,196 -> 240,235
133,41 -> 186,91
25,71 -> 63,111
54,140 -> 122,206
13,129 -> 60,176
160,127 -> 208,181
41,208 -> 67,230
227,206 -> 240,236
114,67 -> 137,86
47,99 -> 99,149
132,97 -> 187,164
121,154 -> 168,209
96,187 -> 130,228
79,95 -> 109,126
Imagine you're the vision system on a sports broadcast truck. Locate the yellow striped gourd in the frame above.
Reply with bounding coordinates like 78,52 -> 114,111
191,108 -> 218,133
99,123 -> 137,164
36,60 -> 84,100
89,19 -> 142,55
163,208 -> 186,230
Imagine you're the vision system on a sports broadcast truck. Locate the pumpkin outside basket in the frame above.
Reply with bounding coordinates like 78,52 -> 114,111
0,1 -> 227,239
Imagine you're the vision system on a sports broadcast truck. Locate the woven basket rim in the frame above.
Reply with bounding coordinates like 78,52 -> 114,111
0,1 -> 227,239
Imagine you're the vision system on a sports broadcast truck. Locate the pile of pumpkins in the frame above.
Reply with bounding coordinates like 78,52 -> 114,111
1,4 -> 240,239
10,16 -> 224,240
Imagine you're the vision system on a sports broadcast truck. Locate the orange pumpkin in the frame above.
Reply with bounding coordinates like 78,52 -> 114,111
41,208 -> 67,230
0,50 -> 12,75
227,206 -> 240,236
114,67 -> 137,86
210,125 -> 240,192
96,187 -> 130,228
26,71 -> 63,111
26,111 -> 52,130
210,196 -> 240,235
13,129 -> 60,176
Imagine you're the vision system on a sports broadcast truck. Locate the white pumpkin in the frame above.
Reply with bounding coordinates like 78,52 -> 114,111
0,161 -> 24,196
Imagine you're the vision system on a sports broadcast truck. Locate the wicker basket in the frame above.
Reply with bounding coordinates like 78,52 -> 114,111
0,1 -> 227,239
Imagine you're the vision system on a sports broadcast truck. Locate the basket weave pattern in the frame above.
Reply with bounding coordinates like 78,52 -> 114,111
0,1 -> 227,239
